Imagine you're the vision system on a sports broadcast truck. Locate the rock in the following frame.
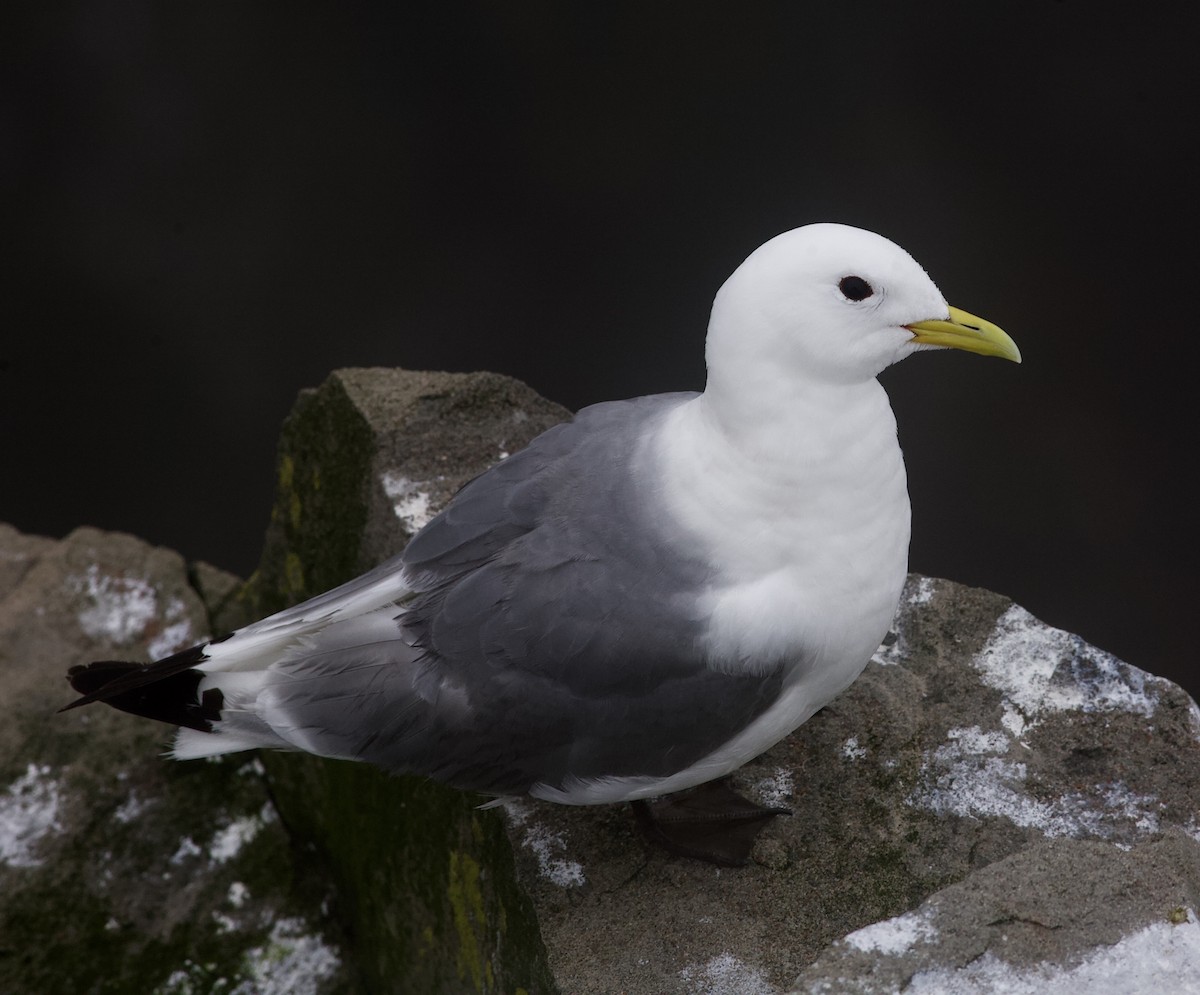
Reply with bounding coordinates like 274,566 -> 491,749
8,368 -> 1200,994
790,832 -> 1200,993
211,368 -> 569,994
0,524 -> 352,994
1,369 -> 569,994
189,560 -> 243,636
226,367 -> 571,629
509,576 -> 1200,994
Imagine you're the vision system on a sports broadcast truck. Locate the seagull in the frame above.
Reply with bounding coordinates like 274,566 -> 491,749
63,223 -> 1020,865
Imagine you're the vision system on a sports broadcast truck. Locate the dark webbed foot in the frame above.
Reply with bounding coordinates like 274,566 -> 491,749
631,777 -> 790,866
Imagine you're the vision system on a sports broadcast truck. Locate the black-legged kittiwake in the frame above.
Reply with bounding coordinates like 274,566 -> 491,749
63,223 -> 1020,865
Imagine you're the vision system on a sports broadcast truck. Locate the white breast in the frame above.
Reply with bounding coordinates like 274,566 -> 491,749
653,386 -> 911,687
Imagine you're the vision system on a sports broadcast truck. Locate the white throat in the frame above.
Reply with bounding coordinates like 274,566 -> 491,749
652,376 -> 911,676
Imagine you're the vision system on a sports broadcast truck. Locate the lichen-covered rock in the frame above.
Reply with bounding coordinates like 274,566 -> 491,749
220,368 -> 569,995
0,524 -> 350,995
12,367 -> 1200,994
2,368 -> 568,995
790,832 -> 1200,993
225,367 -> 571,630
504,576 -> 1200,993
234,371 -> 1200,992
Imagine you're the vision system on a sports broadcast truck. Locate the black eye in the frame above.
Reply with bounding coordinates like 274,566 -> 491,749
838,275 -> 873,302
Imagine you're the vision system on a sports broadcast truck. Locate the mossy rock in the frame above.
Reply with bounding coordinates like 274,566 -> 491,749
0,524 -> 353,995
1,369 -> 568,994
225,369 -> 570,993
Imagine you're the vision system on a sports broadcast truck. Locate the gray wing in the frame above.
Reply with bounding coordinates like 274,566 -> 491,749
273,393 -> 786,796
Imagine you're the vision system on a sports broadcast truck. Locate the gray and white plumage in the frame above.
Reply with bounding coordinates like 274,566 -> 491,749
66,223 -> 1020,807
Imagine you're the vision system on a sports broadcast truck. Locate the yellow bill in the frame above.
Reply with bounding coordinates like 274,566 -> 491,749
907,306 -> 1021,363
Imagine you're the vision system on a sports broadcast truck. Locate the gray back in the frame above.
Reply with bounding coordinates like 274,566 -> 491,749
274,394 -> 787,795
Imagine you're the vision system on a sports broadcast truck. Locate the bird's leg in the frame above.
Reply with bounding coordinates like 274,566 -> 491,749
630,777 -> 790,867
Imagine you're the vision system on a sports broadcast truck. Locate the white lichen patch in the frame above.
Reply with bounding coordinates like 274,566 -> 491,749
754,768 -> 795,807
209,804 -> 276,864
1000,703 -> 1027,740
70,565 -> 158,644
872,577 -> 934,666
210,818 -> 262,864
907,726 -> 1164,840
974,606 -> 1158,732
841,737 -> 867,761
380,471 -> 440,532
1094,782 -> 1162,835
228,881 -> 251,908
0,764 -> 64,867
905,908 -> 1200,994
238,758 -> 267,777
679,951 -> 778,995
156,965 -> 198,994
870,631 -> 904,667
212,910 -> 238,934
162,808 -> 277,870
907,576 -> 936,606
147,596 -> 196,659
68,564 -> 195,654
169,836 -> 203,865
844,908 -> 938,956
501,800 -> 586,888
114,790 -> 150,824
230,916 -> 341,995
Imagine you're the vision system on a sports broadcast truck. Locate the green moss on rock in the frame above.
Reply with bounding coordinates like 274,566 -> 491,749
1,524 -> 355,995
232,369 -> 564,993
231,377 -> 377,626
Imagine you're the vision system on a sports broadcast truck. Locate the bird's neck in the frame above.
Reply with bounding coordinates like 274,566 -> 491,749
635,244 -> 924,679
696,369 -> 895,470
650,378 -> 910,673
654,375 -> 907,546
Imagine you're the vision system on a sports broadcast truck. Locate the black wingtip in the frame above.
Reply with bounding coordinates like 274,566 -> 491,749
59,644 -> 221,731
62,660 -> 145,710
59,666 -> 88,712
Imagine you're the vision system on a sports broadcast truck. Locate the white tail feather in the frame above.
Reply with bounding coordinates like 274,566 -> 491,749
171,670 -> 293,759
171,563 -> 413,761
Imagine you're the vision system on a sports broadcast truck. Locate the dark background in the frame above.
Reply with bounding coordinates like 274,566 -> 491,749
4,4 -> 1196,699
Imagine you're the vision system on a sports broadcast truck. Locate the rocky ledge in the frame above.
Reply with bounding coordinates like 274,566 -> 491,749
3,368 -> 1198,994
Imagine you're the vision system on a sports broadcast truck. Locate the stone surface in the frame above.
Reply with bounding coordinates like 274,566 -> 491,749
216,368 -> 569,995
0,524 -> 351,994
224,367 -> 570,632
791,832 -> 1200,993
2,369 -> 569,995
7,367 -> 1200,994
506,577 -> 1200,994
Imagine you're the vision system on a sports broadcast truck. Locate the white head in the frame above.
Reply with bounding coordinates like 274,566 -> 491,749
700,224 -> 1017,403
706,223 -> 953,390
